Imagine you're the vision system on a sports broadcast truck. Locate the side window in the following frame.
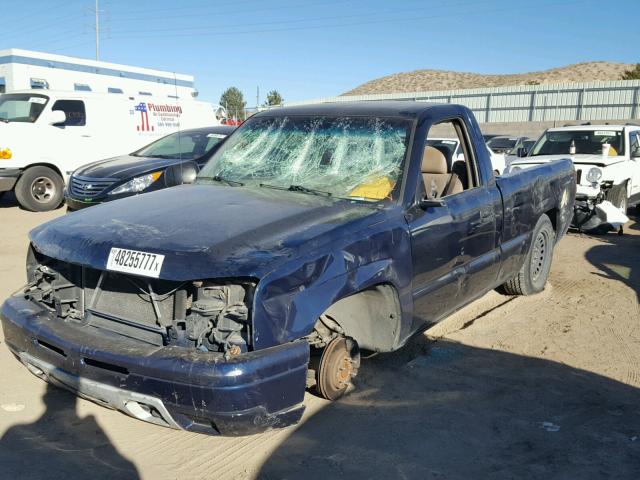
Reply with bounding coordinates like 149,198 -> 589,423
422,119 -> 479,199
51,100 -> 86,126
629,131 -> 640,158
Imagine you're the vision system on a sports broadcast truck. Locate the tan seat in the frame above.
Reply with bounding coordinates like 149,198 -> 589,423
422,146 -> 463,198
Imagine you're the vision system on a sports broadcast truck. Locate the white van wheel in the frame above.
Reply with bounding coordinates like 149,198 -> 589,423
15,166 -> 64,212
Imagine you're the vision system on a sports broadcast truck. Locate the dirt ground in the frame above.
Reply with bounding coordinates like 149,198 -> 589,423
0,192 -> 638,479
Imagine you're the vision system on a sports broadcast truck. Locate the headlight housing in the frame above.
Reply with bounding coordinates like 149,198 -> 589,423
586,167 -> 603,184
109,171 -> 162,195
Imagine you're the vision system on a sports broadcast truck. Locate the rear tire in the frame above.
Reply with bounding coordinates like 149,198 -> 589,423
315,336 -> 360,401
15,166 -> 64,212
502,214 -> 555,296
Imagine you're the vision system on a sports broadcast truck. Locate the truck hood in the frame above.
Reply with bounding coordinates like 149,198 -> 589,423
74,154 -> 190,179
30,184 -> 381,281
511,154 -> 625,167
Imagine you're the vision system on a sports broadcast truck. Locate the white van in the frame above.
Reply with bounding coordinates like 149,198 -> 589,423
0,90 -> 226,211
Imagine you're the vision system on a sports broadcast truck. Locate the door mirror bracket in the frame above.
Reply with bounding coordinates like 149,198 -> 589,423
419,197 -> 446,209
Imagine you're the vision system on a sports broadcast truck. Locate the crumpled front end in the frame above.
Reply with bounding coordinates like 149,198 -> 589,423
0,248 -> 309,436
573,197 -> 629,234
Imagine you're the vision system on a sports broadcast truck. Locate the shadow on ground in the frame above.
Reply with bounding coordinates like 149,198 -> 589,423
259,337 -> 640,479
0,383 -> 139,479
628,209 -> 639,232
0,191 -> 18,208
585,209 -> 640,303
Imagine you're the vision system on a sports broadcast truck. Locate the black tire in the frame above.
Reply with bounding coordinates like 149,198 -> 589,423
315,336 -> 360,401
14,166 -> 64,212
502,214 -> 555,296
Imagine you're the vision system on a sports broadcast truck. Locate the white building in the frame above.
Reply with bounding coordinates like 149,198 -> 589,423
0,48 -> 198,99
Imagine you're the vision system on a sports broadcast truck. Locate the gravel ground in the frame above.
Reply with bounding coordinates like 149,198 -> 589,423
0,193 -> 638,480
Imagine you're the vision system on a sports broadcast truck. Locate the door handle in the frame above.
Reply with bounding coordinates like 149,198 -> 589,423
468,221 -> 482,235
479,207 -> 492,221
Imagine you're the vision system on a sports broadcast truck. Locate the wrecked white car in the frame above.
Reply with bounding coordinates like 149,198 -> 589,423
507,125 -> 640,233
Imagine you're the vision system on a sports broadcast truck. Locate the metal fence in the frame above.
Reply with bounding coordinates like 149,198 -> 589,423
281,80 -> 640,124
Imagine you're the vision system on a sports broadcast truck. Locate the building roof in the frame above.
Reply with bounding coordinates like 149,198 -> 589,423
0,48 -> 193,87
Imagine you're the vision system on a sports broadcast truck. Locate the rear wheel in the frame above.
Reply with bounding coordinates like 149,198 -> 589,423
502,214 -> 555,296
15,166 -> 64,212
315,336 -> 360,401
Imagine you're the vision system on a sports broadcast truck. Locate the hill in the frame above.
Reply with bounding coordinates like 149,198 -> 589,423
343,62 -> 633,96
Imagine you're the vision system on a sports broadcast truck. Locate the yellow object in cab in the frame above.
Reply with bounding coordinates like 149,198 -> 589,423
349,176 -> 395,200
0,148 -> 12,159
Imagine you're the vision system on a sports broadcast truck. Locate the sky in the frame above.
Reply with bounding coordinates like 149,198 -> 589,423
4,0 -> 640,106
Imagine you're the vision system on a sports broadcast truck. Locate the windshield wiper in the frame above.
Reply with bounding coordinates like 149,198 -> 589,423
199,175 -> 245,186
259,183 -> 332,197
145,154 -> 178,159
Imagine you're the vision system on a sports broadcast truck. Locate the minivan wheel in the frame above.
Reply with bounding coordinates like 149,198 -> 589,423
502,214 -> 555,296
15,166 -> 64,212
315,336 -> 360,401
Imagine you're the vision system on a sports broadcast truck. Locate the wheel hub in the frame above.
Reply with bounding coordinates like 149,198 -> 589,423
336,355 -> 353,386
530,230 -> 547,281
30,177 -> 56,203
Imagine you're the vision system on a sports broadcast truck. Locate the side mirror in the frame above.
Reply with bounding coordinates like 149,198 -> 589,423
517,147 -> 528,157
419,196 -> 446,209
49,110 -> 66,125
164,161 -> 198,187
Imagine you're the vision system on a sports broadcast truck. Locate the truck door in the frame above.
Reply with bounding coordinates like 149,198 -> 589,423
48,99 -> 90,173
407,119 -> 500,328
628,131 -> 640,202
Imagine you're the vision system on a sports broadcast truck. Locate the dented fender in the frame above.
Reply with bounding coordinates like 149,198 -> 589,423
251,215 -> 414,350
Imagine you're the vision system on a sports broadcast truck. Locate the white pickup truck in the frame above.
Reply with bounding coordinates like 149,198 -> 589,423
507,124 -> 640,233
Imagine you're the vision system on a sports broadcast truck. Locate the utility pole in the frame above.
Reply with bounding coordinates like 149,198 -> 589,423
95,0 -> 100,61
256,86 -> 260,109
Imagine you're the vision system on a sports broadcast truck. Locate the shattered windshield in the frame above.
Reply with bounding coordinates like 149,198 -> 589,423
531,130 -> 625,156
197,115 -> 412,202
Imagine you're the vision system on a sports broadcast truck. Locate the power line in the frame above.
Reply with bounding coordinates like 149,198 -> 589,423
105,0 -> 438,36
104,0 -> 360,23
107,0 -> 585,41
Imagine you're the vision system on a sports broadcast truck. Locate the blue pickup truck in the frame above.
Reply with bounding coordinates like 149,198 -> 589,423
1,102 -> 575,436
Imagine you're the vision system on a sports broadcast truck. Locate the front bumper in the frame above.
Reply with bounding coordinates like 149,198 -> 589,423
64,194 -> 101,211
0,168 -> 21,192
1,295 -> 309,436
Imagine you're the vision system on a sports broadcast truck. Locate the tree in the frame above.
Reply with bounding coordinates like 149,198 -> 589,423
264,90 -> 284,107
621,64 -> 640,80
220,87 -> 246,120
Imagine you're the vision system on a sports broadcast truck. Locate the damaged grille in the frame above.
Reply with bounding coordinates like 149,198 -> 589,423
24,249 -> 254,352
70,176 -> 116,198
83,269 -> 178,345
